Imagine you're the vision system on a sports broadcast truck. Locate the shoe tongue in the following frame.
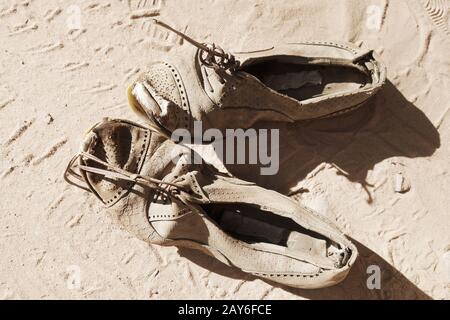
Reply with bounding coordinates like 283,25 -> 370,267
80,119 -> 152,207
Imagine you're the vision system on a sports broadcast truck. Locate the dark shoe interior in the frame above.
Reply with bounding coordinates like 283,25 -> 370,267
202,203 -> 349,266
85,123 -> 134,191
240,59 -> 370,101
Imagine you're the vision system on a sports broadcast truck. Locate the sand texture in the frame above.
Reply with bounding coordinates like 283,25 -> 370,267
0,0 -> 449,299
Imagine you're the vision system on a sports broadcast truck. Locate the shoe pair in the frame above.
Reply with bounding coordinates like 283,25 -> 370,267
65,21 -> 386,289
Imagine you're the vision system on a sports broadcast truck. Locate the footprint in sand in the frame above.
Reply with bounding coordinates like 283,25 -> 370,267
31,136 -> 68,166
8,20 -> 38,37
67,28 -> 86,41
27,41 -> 64,54
95,46 -> 114,55
128,0 -> 183,50
0,1 -> 17,18
81,82 -> 118,94
122,67 -> 140,84
1,153 -> 34,179
421,0 -> 450,35
60,62 -> 89,73
84,2 -> 112,12
43,8 -> 62,22
128,0 -> 163,19
0,96 -> 15,111
138,20 -> 185,51
3,118 -> 34,148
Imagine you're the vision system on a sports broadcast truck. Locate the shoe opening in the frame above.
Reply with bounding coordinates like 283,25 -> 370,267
202,203 -> 351,268
80,120 -> 150,206
240,57 -> 371,102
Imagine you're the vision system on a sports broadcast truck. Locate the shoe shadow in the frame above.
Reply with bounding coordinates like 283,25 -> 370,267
178,237 -> 432,300
223,80 -> 440,197
182,80 -> 437,299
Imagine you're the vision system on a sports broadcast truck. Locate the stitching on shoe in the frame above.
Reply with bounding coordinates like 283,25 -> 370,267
294,41 -> 360,55
105,128 -> 150,206
163,62 -> 191,130
251,271 -> 322,278
149,208 -> 191,220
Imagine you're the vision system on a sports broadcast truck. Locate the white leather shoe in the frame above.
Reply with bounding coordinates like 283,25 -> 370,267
128,20 -> 386,135
65,118 -> 358,289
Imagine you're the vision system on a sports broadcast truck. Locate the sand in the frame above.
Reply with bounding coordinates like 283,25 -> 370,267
0,0 -> 449,299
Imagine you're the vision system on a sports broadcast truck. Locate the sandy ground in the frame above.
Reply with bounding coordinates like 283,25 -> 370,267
0,0 -> 449,299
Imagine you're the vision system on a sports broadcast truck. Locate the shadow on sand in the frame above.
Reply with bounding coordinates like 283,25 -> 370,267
178,237 -> 431,300
224,81 -> 440,198
179,80 -> 438,299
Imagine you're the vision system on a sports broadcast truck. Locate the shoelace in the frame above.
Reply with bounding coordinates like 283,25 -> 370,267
64,147 -> 197,205
153,19 -> 240,73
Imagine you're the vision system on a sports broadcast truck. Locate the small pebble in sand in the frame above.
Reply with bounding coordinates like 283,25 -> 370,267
45,113 -> 54,124
393,173 -> 411,193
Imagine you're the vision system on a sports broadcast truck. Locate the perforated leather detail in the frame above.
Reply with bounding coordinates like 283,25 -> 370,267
142,62 -> 191,131
294,41 -> 360,55
252,270 -> 322,278
82,120 -> 151,207
148,208 -> 191,221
